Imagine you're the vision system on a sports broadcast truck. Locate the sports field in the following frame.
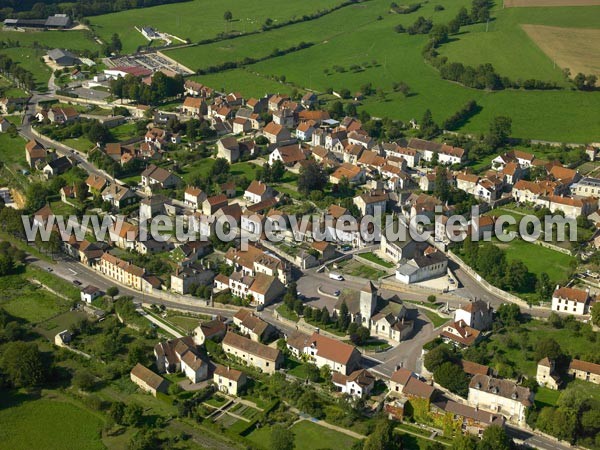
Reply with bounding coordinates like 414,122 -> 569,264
522,24 -> 600,77
88,0 -> 344,54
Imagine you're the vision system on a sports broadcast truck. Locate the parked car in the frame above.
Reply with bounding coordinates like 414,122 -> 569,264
329,273 -> 344,281
72,280 -> 82,286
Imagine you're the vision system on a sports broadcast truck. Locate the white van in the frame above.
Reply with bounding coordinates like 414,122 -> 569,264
329,273 -> 344,281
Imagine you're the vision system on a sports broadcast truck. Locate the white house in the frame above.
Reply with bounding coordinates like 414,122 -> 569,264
332,369 -> 375,398
244,180 -> 274,204
551,285 -> 591,315
454,299 -> 493,331
468,374 -> 533,425
396,251 -> 448,284
80,285 -> 101,303
213,364 -> 247,396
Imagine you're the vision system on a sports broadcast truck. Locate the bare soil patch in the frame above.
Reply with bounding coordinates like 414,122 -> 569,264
521,24 -> 600,77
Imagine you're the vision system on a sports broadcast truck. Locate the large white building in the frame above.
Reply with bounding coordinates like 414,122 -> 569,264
468,374 -> 533,425
551,286 -> 591,315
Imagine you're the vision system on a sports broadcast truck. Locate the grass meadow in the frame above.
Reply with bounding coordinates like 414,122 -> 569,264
440,5 -> 600,83
172,0 -> 600,142
88,0 -> 344,54
0,47 -> 53,89
0,30 -> 99,52
247,420 -> 358,450
0,392 -> 105,450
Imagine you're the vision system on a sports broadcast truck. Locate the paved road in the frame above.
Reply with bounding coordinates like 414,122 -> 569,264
506,425 -> 573,450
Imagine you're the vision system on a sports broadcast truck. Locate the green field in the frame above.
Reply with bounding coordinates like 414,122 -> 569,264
88,0 -> 344,54
0,30 -> 100,52
247,420 -> 358,450
1,47 -> 52,89
358,252 -> 394,268
0,131 -> 27,168
440,5 -> 600,83
0,274 -> 72,324
494,238 -> 575,285
62,137 -> 95,153
487,319 -> 599,377
166,0 -> 600,142
534,386 -> 561,408
0,393 -> 105,450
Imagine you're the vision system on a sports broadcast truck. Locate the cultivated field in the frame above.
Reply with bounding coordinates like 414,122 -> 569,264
522,24 -> 600,77
504,0 -> 600,7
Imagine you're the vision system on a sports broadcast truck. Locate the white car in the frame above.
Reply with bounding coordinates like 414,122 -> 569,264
329,273 -> 344,281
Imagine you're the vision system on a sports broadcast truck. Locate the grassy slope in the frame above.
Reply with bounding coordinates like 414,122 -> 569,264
440,5 -> 600,83
177,0 -> 600,142
0,132 -> 27,168
0,47 -> 53,89
88,0 -> 343,54
0,394 -> 105,450
495,238 -> 575,284
0,30 -> 99,52
247,420 -> 358,450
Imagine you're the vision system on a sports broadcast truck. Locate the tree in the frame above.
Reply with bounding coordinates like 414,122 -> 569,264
106,286 -> 119,301
271,160 -> 286,182
297,160 -> 328,196
320,306 -> 330,324
573,72 -> 587,90
534,338 -> 564,363
211,157 -> 230,178
450,434 -> 476,450
122,403 -> 144,427
433,362 -> 469,397
224,10 -> 233,21
305,363 -> 320,382
350,326 -> 370,346
0,341 -> 46,388
337,301 -> 350,331
109,401 -> 126,425
128,429 -> 159,450
433,167 -> 450,200
363,417 -> 400,450
73,368 -> 96,391
486,116 -> 512,149
591,302 -> 600,327
496,303 -> 521,327
424,344 -> 453,372
270,424 -> 295,450
536,272 -> 552,301
477,425 -> 511,450
427,295 -> 437,303
419,108 -> 439,139
319,364 -> 331,380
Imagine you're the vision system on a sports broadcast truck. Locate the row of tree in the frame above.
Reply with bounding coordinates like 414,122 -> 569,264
460,238 -> 553,296
0,53 -> 36,90
0,0 -> 189,20
111,72 -> 184,106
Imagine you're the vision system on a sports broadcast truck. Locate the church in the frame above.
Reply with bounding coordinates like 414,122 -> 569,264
333,281 -> 414,343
